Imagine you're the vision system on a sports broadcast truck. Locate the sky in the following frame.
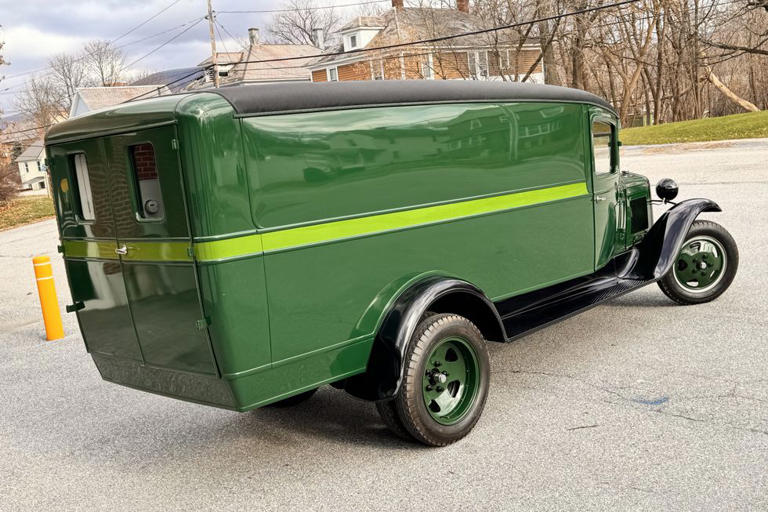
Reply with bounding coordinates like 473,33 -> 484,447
0,0 -> 380,116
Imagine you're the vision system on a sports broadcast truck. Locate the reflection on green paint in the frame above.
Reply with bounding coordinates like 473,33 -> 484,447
65,181 -> 588,263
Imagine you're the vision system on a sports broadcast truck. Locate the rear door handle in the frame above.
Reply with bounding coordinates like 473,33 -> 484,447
593,195 -> 607,202
115,245 -> 128,255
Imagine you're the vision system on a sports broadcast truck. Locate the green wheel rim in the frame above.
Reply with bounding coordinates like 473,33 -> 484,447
673,235 -> 727,294
421,337 -> 480,425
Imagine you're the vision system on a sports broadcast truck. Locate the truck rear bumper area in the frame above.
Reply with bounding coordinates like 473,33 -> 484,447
92,354 -> 238,410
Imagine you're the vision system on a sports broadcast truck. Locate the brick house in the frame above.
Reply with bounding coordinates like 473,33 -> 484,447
193,28 -> 319,87
308,0 -> 544,84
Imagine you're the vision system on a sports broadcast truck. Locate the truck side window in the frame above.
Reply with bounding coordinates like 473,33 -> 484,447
70,153 -> 95,220
591,121 -> 615,175
129,143 -> 164,220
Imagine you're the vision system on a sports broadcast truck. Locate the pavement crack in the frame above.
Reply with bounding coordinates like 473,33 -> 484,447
566,423 -> 599,431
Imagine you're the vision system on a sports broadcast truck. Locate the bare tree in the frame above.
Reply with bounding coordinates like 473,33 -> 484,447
268,0 -> 342,48
48,53 -> 94,111
15,76 -> 65,128
83,40 -> 126,86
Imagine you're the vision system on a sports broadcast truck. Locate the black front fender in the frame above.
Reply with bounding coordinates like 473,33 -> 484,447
343,277 -> 503,401
626,198 -> 721,280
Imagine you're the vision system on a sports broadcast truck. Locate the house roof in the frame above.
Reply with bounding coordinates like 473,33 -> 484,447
207,80 -> 614,116
313,7 -> 537,68
74,85 -> 172,112
339,16 -> 386,32
15,138 -> 45,162
132,67 -> 205,92
195,44 -> 320,84
197,52 -> 246,67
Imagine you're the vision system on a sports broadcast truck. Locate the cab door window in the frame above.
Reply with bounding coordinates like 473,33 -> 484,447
591,121 -> 615,175
70,153 -> 95,220
128,143 -> 164,220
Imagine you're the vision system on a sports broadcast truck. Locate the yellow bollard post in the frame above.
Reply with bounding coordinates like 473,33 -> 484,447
32,255 -> 64,341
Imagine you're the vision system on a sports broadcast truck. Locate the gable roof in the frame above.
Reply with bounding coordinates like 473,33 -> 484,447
72,85 -> 172,114
195,44 -> 319,84
313,7 -> 538,68
339,16 -> 386,32
15,138 -> 45,162
132,67 -> 205,92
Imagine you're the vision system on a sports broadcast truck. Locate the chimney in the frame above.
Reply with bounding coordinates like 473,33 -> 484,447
391,0 -> 404,8
311,28 -> 325,49
457,0 -> 469,13
248,27 -> 260,46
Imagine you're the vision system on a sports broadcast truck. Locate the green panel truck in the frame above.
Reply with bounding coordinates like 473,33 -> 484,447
46,81 -> 738,446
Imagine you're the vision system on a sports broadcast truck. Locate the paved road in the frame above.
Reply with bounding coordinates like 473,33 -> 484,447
1,139 -> 767,510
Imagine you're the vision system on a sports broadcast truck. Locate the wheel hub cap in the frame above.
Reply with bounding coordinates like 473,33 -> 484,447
421,337 -> 480,425
673,235 -> 727,293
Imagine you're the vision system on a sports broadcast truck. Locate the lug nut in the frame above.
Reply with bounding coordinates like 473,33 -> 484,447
436,386 -> 444,392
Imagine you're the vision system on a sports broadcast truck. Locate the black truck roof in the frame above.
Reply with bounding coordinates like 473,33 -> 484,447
209,80 -> 615,117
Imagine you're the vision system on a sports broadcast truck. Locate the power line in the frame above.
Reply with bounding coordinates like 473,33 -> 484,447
112,0 -> 187,44
0,16 -> 206,96
217,0 -> 388,14
213,0 -> 641,68
122,17 -> 205,70
1,1 -> 190,83
4,0 -> 744,137
216,20 -> 250,52
1,0 -> 642,135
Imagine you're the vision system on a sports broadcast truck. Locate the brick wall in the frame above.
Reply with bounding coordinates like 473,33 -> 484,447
337,62 -> 371,81
311,69 -> 327,82
131,143 -> 157,181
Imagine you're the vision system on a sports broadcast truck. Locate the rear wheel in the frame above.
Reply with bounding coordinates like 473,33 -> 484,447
658,220 -> 738,305
379,313 -> 490,447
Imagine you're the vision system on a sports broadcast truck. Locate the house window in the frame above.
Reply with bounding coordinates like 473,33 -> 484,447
469,51 -> 489,78
371,60 -> 384,80
129,143 -> 164,219
421,54 -> 434,80
349,35 -> 358,48
70,153 -> 95,221
327,67 -> 338,81
23,162 -> 29,174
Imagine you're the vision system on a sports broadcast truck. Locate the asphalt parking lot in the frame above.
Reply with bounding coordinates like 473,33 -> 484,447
1,139 -> 767,510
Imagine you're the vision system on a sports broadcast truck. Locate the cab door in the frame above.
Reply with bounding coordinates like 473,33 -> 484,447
589,112 -> 623,270
103,126 -> 217,375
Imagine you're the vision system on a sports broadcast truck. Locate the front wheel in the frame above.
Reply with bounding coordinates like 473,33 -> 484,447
658,220 -> 738,305
383,313 -> 490,447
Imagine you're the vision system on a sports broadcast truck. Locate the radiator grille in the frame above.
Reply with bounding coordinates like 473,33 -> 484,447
630,197 -> 649,233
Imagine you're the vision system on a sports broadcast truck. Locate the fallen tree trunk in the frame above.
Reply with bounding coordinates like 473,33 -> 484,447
703,64 -> 760,112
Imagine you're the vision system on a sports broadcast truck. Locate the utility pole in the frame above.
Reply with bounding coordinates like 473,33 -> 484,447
205,0 -> 220,88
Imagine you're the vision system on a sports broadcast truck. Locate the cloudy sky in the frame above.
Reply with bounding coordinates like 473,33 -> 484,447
0,0 -> 375,116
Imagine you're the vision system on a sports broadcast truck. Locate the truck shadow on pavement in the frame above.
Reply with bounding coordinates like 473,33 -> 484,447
229,388 -> 427,451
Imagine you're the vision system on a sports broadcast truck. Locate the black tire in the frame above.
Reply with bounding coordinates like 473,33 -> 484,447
658,220 -> 738,305
267,388 -> 318,407
375,399 -> 414,441
393,313 -> 491,447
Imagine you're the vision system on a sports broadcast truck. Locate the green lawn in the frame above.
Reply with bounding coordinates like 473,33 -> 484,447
0,196 -> 55,231
621,110 -> 768,146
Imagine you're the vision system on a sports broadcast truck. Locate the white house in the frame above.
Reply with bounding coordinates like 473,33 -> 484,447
15,138 -> 48,192
69,85 -> 171,118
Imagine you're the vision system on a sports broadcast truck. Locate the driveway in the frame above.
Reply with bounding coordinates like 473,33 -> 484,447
1,139 -> 767,510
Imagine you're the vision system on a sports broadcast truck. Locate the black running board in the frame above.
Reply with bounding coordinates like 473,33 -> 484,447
495,250 -> 655,341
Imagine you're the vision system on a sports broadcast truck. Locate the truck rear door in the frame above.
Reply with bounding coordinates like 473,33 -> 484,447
102,125 -> 217,375
51,138 -> 143,362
